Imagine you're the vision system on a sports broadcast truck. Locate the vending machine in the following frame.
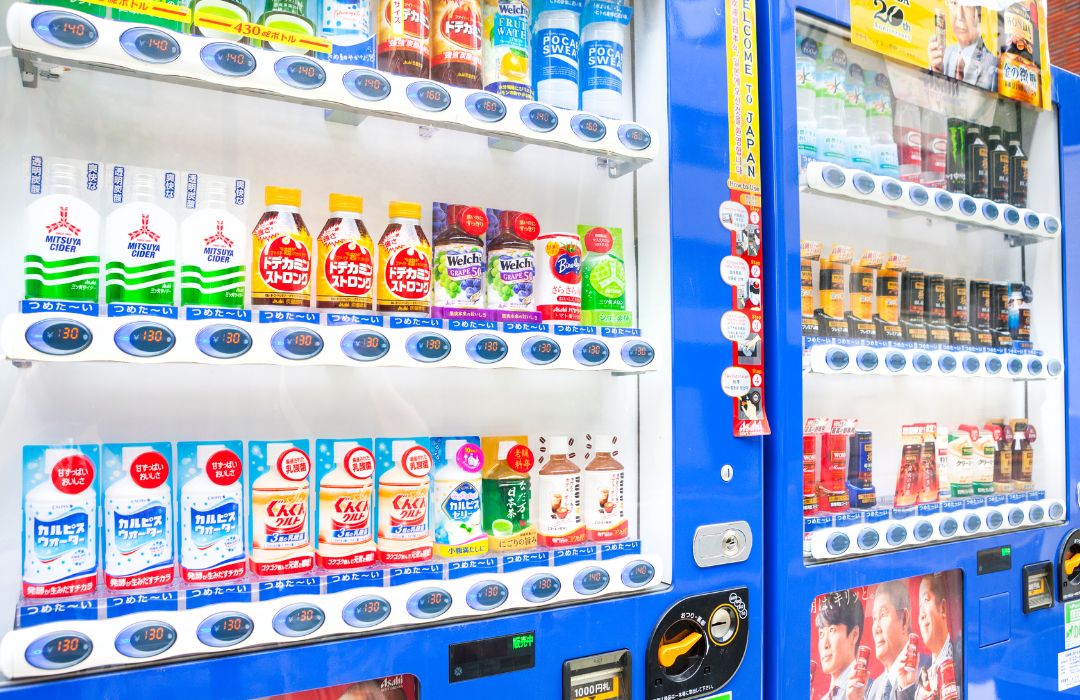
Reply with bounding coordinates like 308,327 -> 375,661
761,0 -> 1080,697
0,0 -> 762,697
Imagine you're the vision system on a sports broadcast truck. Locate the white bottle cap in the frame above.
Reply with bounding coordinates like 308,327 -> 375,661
593,435 -> 615,452
266,442 -> 292,466
498,440 -> 518,460
392,440 -> 417,464
196,444 -> 221,470
44,447 -> 79,472
334,441 -> 358,469
445,440 -> 468,463
546,436 -> 569,455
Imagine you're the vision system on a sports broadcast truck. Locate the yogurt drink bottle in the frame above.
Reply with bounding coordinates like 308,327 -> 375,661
104,445 -> 175,590
250,442 -> 314,576
179,444 -> 246,583
433,439 -> 486,558
317,441 -> 376,569
377,440 -> 433,564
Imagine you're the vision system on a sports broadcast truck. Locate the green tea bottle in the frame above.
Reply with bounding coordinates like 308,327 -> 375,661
482,441 -> 532,537
257,0 -> 316,52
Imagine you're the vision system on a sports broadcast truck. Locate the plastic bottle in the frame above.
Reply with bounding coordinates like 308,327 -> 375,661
190,0 -> 253,42
377,201 -> 432,315
533,0 -> 583,109
534,231 -> 582,322
965,124 -> 990,199
536,436 -> 584,547
1008,131 -> 1028,207
815,40 -> 849,167
377,0 -> 431,77
921,109 -> 947,188
482,0 -> 533,99
377,440 -> 433,564
250,443 -> 314,575
433,439 -> 486,558
864,66 -> 899,178
583,435 -> 626,541
894,427 -> 921,507
795,34 -> 820,175
580,225 -> 626,326
180,444 -> 245,583
987,126 -> 1011,204
104,446 -> 174,590
105,173 -> 177,306
258,0 -> 318,52
482,441 -> 532,538
432,0 -> 484,87
579,0 -> 631,118
23,448 -> 98,598
433,205 -> 487,316
893,99 -> 923,183
843,57 -> 872,173
316,194 -> 374,309
251,186 -> 313,307
317,442 -> 376,569
486,210 -> 538,321
24,163 -> 101,303
318,0 -> 376,66
180,180 -> 247,309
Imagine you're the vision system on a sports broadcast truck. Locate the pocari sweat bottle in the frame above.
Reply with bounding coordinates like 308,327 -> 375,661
579,0 -> 632,119
533,0 -> 583,110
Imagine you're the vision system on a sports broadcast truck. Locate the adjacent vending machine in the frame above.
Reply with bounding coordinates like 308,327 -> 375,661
0,0 -> 763,697
762,0 -> 1080,697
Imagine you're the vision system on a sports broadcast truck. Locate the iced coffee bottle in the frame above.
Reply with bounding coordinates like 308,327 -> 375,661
536,436 -> 584,548
583,435 -> 628,542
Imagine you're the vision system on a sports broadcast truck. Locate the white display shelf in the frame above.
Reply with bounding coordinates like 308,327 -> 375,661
1,548 -> 660,679
2,305 -> 659,372
5,2 -> 658,178
803,338 -> 1061,381
804,494 -> 1064,562
802,162 -> 1061,247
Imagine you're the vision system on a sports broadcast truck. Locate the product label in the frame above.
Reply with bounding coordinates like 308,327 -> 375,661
435,242 -> 485,308
583,470 -> 627,540
897,127 -> 923,167
379,0 -> 431,54
819,130 -> 846,163
182,218 -> 246,308
487,249 -> 535,310
318,0 -> 376,65
536,236 -> 582,322
435,479 -> 485,556
384,486 -> 428,538
262,492 -> 309,546
317,222 -> 374,308
535,27 -> 579,83
32,510 -> 90,562
106,211 -> 176,305
581,39 -> 622,93
252,212 -> 312,306
189,500 -> 240,548
433,0 -> 482,70
325,490 -> 372,542
113,504 -> 167,555
537,472 -> 584,546
848,140 -> 872,170
377,234 -> 432,312
483,0 -> 531,97
26,201 -> 101,303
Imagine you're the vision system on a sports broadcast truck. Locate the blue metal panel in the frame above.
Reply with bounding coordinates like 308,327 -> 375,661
0,3 -> 763,698
760,0 -> 1080,696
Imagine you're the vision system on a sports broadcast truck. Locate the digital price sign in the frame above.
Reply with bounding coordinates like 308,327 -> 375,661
522,335 -> 561,365
521,103 -> 559,133
621,340 -> 655,368
449,631 -> 536,683
465,334 -> 507,364
115,321 -> 175,358
570,114 -> 607,143
466,580 -> 508,611
342,329 -> 391,362
200,42 -> 257,78
115,621 -> 176,658
342,595 -> 391,628
573,566 -> 610,595
119,27 -> 180,64
406,332 -> 451,363
406,587 -> 452,619
465,92 -> 507,123
25,318 -> 93,356
274,56 -> 326,90
343,68 -> 391,101
196,324 -> 252,359
271,327 -> 324,360
32,11 -> 98,49
406,81 -> 451,113
25,631 -> 92,670
617,123 -> 652,151
522,573 -> 561,603
573,339 -> 609,367
621,560 -> 656,588
197,611 -> 254,648
272,603 -> 325,637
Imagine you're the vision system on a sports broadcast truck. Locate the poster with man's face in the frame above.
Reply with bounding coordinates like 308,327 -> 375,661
809,571 -> 964,700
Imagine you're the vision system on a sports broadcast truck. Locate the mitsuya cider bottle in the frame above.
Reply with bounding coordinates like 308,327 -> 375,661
105,173 -> 178,305
250,441 -> 314,576
180,180 -> 248,309
251,187 -> 313,307
377,440 -> 433,564
316,440 -> 376,569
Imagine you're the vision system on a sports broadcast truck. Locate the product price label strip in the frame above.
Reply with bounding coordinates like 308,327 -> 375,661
79,0 -> 189,24
723,0 -> 769,437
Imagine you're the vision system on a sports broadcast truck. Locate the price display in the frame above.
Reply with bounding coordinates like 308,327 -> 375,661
272,603 -> 325,638
407,587 -> 452,619
857,527 -> 880,550
572,567 -> 610,595
1024,212 -> 1040,230
119,28 -> 180,64
570,114 -> 607,142
880,179 -> 903,201
1048,358 -> 1063,377
1044,216 -> 1061,235
274,56 -> 326,90
449,632 -> 536,683
32,11 -> 98,48
466,581 -> 508,611
343,68 -> 391,101
939,516 -> 958,537
961,354 -> 980,374
200,42 -> 257,78
270,327 -> 324,360
958,196 -> 978,216
465,334 -> 507,364
851,172 -> 876,195
913,520 -> 934,542
520,103 -> 558,133
465,92 -> 507,123
963,513 -> 982,534
981,202 -> 1000,221
620,340 -> 654,368
406,81 -> 451,112
906,186 -> 928,207
986,510 -> 1003,530
522,335 -> 561,365
1028,504 -> 1045,523
342,595 -> 391,628
115,621 -> 177,658
884,351 -> 906,372
1008,507 -> 1025,527
406,332 -> 451,363
115,321 -> 176,358
197,612 -> 254,648
617,123 -> 652,151
934,191 -> 954,212
820,165 -> 846,189
521,573 -> 561,603
1003,207 -> 1021,226
341,330 -> 390,362
984,356 -> 1002,375
25,318 -> 93,356
1028,358 -> 1044,376
197,324 -> 252,359
620,560 -> 655,588
573,339 -> 609,367
937,353 -> 957,373
25,631 -> 92,670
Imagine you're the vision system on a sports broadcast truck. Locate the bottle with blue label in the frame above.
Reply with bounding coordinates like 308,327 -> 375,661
815,39 -> 849,168
178,442 -> 246,584
22,446 -> 99,599
532,0 -> 583,109
434,438 -> 486,558
317,0 -> 376,66
103,444 -> 175,591
579,0 -> 632,119
795,33 -> 819,175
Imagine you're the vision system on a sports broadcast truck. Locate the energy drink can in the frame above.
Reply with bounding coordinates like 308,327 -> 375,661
849,265 -> 874,321
847,431 -> 873,488
900,270 -> 925,321
946,118 -> 967,193
876,267 -> 900,323
819,261 -> 845,318
969,279 -> 991,328
946,277 -> 968,327
991,283 -> 1010,331
925,274 -> 947,325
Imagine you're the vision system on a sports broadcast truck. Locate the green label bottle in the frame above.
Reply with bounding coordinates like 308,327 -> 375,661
104,173 -> 178,306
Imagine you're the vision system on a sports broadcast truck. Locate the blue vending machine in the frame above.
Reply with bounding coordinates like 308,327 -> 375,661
0,0 -> 763,698
761,0 -> 1080,697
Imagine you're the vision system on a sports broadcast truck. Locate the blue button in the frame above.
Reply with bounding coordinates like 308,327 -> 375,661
522,573 -> 561,602
938,353 -> 957,373
1050,502 -> 1065,520
573,567 -> 610,595
1028,358 -> 1044,376
984,356 -> 1002,374
26,631 -> 92,670
907,186 -> 928,206
939,516 -> 958,537
520,103 -> 558,133
342,595 -> 391,628
406,81 -> 451,112
1028,504 -> 1045,523
115,321 -> 175,358
343,68 -> 391,101
912,353 -> 932,373
197,323 -> 252,359
1007,508 -> 1025,527
1002,207 -> 1020,226
466,581 -> 508,611
826,348 -> 850,371
406,331 -> 451,362
963,513 -> 981,533
856,350 -> 879,372
852,172 -> 875,194
465,334 -> 507,364
821,166 -> 846,189
933,191 -> 954,212
981,202 -> 999,221
880,179 -> 903,201
32,11 -> 98,49
570,114 -> 607,142
621,340 -> 655,367
617,123 -> 652,151
407,588 -> 452,619
272,603 -> 325,638
884,351 -> 906,372
986,510 -> 1003,530
26,318 -> 92,356
621,560 -> 655,587
270,327 -> 324,360
856,528 -> 879,551
886,524 -> 907,546
119,27 -> 180,64
522,335 -> 561,365
958,197 -> 978,216
341,329 -> 390,362
826,532 -> 850,555
913,520 -> 934,542
197,612 -> 253,648
200,42 -> 256,78
573,339 -> 609,367
465,92 -> 506,123
274,56 -> 326,90
115,621 -> 176,659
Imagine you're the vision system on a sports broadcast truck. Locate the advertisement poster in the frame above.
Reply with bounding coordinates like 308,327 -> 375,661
810,571 -> 964,700
263,674 -> 419,700
851,0 -> 1052,109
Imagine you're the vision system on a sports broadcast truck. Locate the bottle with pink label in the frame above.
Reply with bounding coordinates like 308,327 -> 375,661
894,99 -> 923,183
376,438 -> 433,564
583,434 -> 628,542
534,231 -> 582,323
249,440 -> 314,577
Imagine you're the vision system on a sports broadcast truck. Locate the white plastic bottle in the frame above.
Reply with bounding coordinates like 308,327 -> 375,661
105,173 -> 178,305
104,446 -> 174,590
894,99 -> 924,183
179,180 -> 247,309
24,163 -> 102,303
377,440 -> 433,564
23,448 -> 98,598
815,39 -> 849,167
579,0 -> 631,119
180,444 -> 245,583
795,34 -> 820,176
533,0 -> 582,110
843,56 -> 872,173
433,439 -> 485,558
864,63 -> 900,178
316,442 -> 375,569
